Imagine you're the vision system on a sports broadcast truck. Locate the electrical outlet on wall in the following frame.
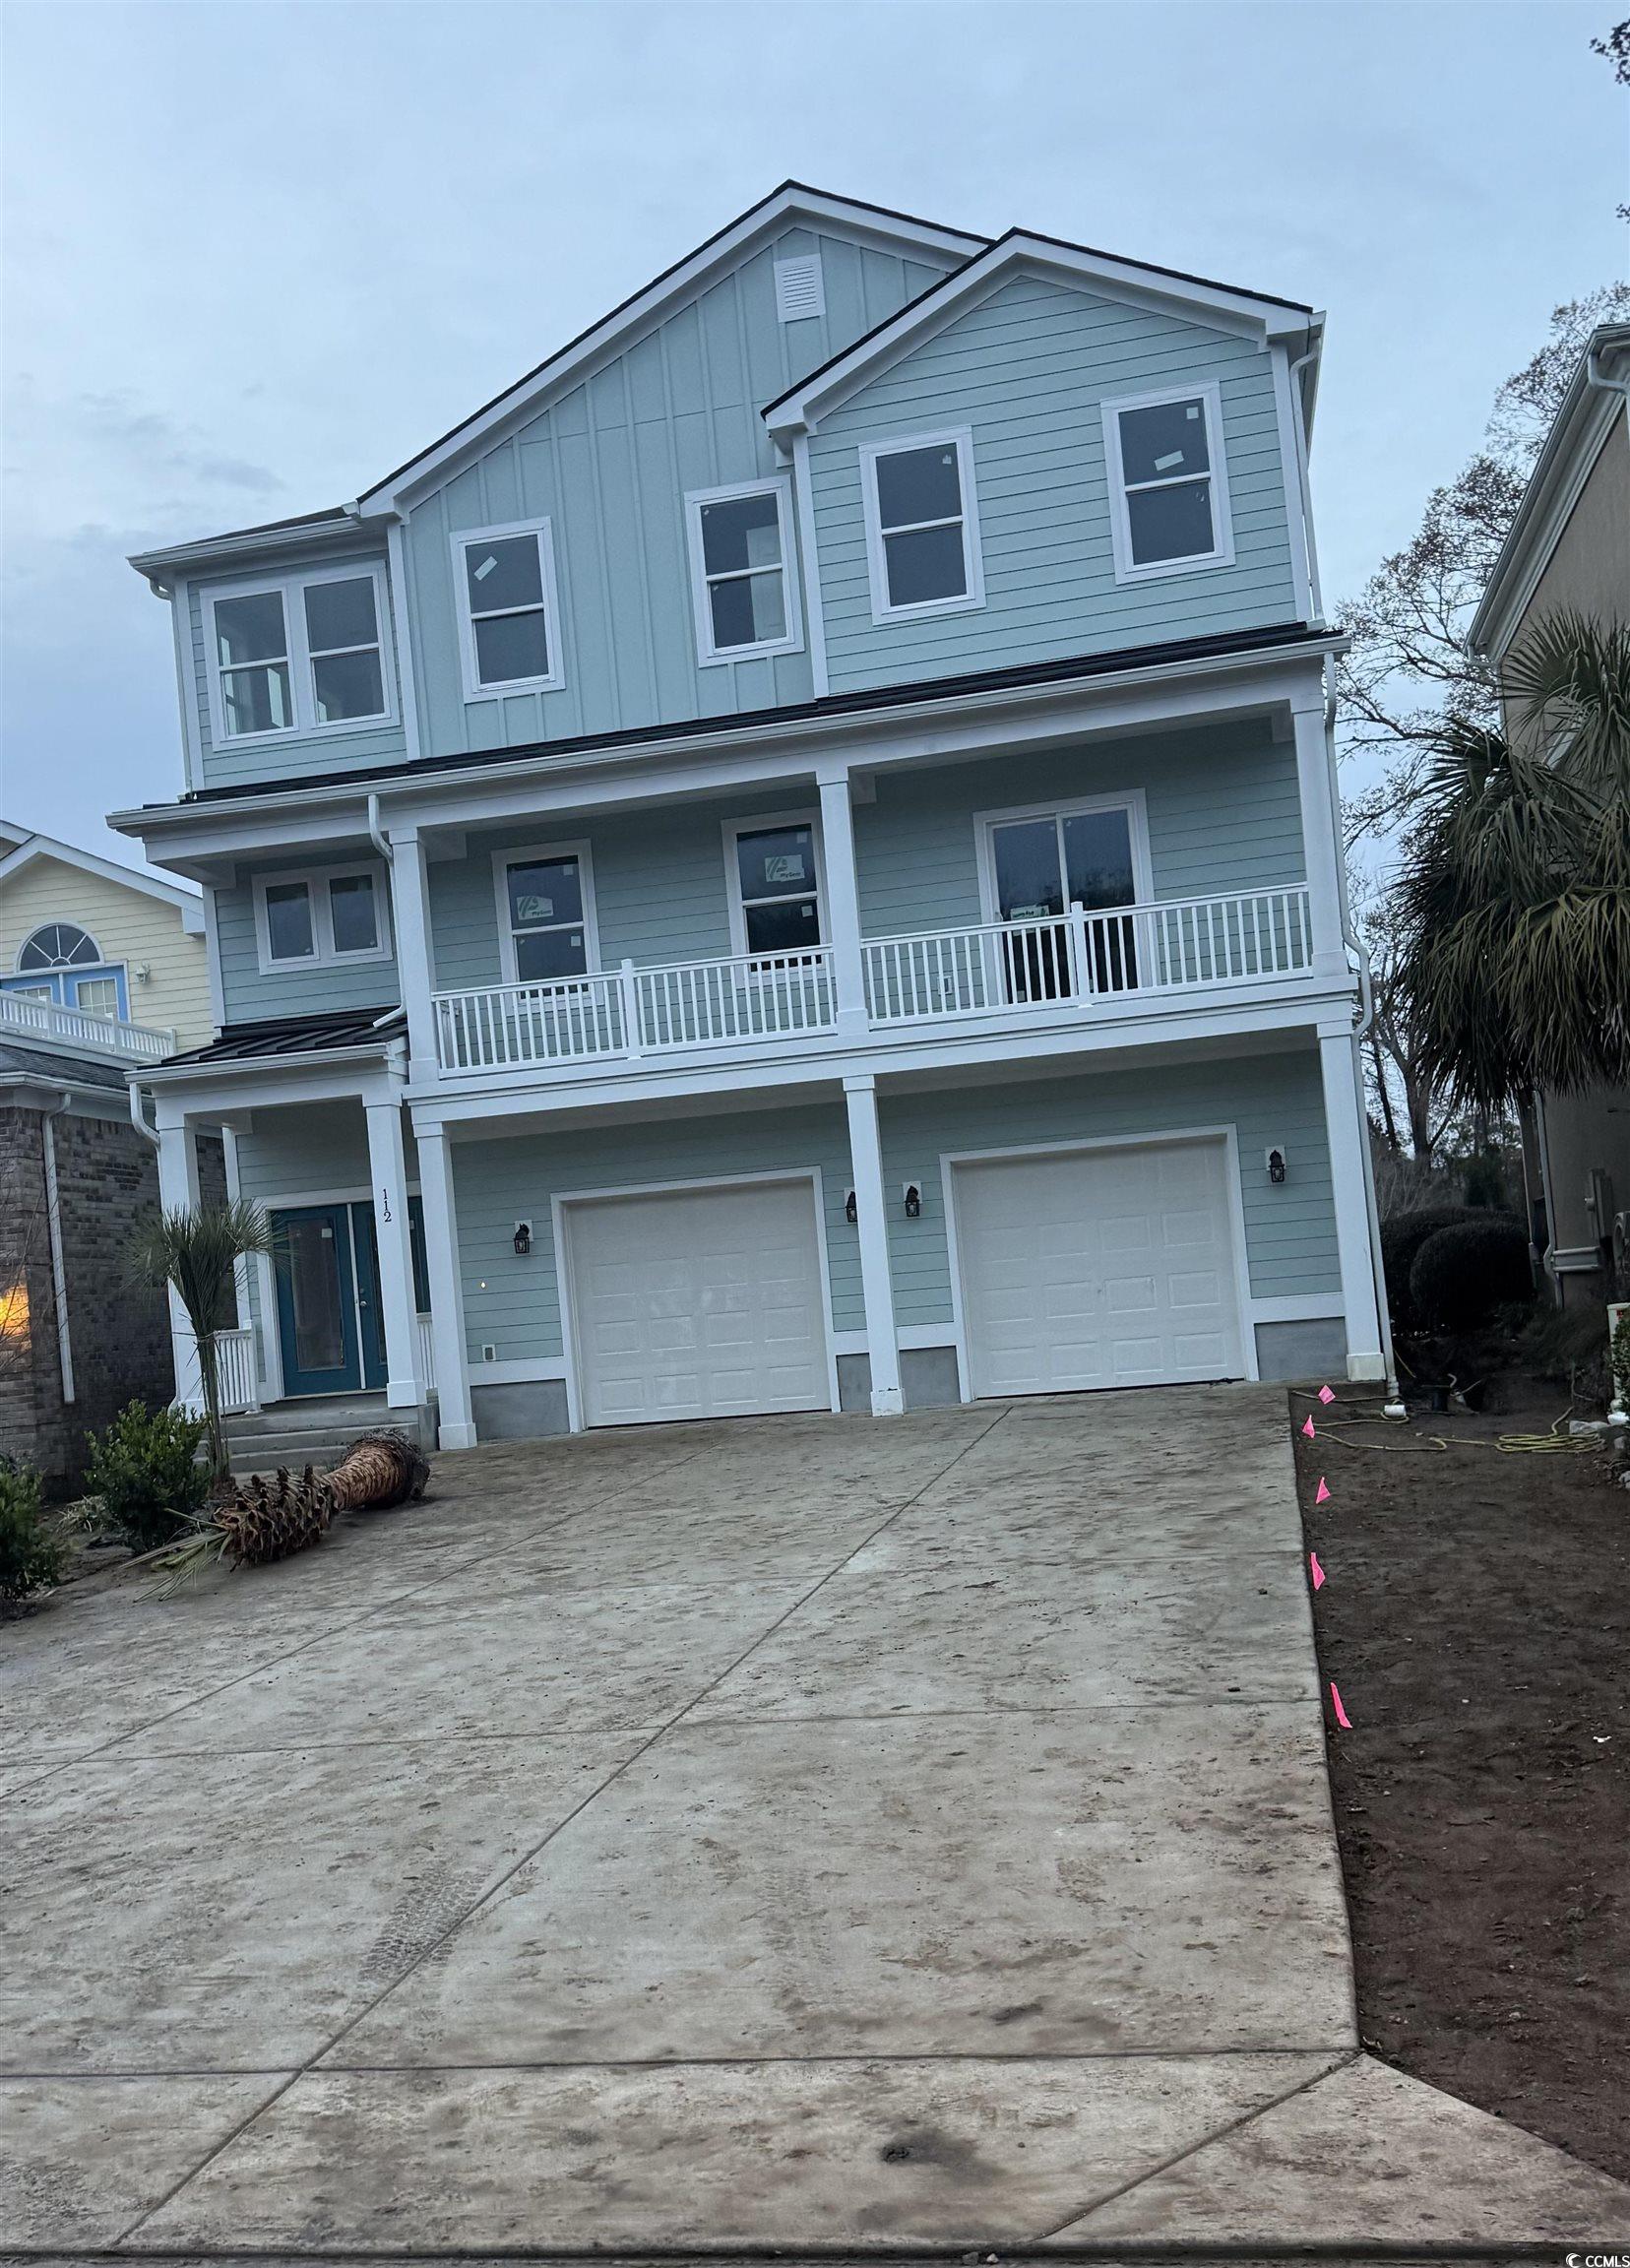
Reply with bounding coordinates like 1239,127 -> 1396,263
481,1344 -> 497,1362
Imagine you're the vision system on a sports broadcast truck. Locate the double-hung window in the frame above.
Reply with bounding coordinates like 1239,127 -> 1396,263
253,865 -> 392,975
495,845 -> 595,984
1101,383 -> 1234,581
684,479 -> 801,664
454,519 -> 564,699
727,818 -> 823,957
207,566 -> 393,742
859,428 -> 983,621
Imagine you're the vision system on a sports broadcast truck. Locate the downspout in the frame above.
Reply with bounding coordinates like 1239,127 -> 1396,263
39,1093 -> 75,1405
1286,346 -> 1325,626
367,790 -> 393,869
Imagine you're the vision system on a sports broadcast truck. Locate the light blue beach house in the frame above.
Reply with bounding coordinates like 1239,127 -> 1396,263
115,184 -> 1390,1449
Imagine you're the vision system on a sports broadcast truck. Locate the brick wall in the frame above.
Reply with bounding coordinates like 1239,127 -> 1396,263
0,1104 -> 224,1495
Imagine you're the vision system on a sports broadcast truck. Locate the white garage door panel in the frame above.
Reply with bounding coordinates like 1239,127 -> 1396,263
568,1182 -> 831,1426
956,1140 -> 1244,1398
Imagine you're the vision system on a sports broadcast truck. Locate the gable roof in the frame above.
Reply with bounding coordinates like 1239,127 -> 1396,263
1470,323 -> 1630,661
0,826 -> 205,932
762,226 -> 1320,440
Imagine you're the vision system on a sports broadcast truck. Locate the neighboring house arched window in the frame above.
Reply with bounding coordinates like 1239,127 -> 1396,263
3,923 -> 128,1020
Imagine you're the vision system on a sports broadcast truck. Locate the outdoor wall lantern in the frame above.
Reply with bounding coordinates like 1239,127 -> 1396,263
845,1188 -> 858,1225
1266,1148 -> 1287,1184
513,1220 -> 533,1256
903,1183 -> 922,1219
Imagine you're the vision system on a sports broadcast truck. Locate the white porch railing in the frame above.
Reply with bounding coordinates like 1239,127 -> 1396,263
427,895 -> 1312,1077
416,1312 -> 436,1392
0,989 -> 174,1063
213,1327 -> 258,1413
862,888 -> 1315,1026
433,948 -> 835,1074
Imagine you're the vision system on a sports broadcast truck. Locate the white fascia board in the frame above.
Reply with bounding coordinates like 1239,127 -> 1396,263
355,188 -> 985,516
0,832 -> 205,925
129,512 -> 398,591
107,634 -> 1345,874
765,234 -> 1320,439
408,993 -> 1343,1134
1470,341 -> 1630,659
139,1048 -> 404,1117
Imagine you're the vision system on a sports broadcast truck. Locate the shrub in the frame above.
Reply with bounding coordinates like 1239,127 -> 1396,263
83,1402 -> 209,1553
0,1460 -> 66,1609
1408,1216 -> 1536,1335
1380,1204 -> 1483,1330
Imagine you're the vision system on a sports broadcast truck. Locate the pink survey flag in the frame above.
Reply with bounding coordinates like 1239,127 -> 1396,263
1301,1415 -> 1316,1439
1318,1385 -> 1336,1405
1329,1680 -> 1352,1729
1309,1550 -> 1327,1590
1315,1477 -> 1331,1504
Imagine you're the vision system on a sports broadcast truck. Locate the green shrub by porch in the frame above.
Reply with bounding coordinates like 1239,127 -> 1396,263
84,1403 -> 210,1553
0,1459 -> 66,1608
1408,1216 -> 1535,1335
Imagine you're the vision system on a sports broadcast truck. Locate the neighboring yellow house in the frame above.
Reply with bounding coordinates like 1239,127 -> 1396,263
0,821 -> 212,1050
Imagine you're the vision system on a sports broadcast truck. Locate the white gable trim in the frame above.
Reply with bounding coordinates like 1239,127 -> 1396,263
764,233 -> 1320,441
354,186 -> 984,516
0,834 -> 205,931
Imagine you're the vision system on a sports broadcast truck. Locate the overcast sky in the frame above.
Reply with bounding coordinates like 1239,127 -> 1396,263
1,0 -> 1623,876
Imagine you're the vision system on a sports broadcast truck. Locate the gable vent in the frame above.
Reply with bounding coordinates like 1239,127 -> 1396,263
775,255 -> 826,324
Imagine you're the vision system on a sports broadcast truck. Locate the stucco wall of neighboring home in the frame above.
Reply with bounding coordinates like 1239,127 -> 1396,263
1508,411 -> 1630,660
0,855 -> 213,1049
1538,1086 -> 1630,1306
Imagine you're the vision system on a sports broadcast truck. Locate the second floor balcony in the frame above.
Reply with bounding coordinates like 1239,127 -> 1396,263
0,987 -> 175,1066
428,884 -> 1316,1080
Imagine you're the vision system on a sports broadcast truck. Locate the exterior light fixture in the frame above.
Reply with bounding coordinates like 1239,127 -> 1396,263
845,1188 -> 857,1225
1266,1148 -> 1287,1184
513,1220 -> 533,1256
903,1183 -> 922,1219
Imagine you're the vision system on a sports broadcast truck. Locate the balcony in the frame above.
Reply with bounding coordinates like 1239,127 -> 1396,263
429,887 -> 1313,1079
0,989 -> 175,1065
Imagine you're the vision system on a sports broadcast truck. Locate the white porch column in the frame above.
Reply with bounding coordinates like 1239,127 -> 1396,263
1318,1024 -> 1388,1381
415,1120 -> 475,1448
844,1073 -> 904,1416
364,1093 -> 424,1410
154,1106 -> 205,1414
818,767 -> 869,1037
1290,698 -> 1351,978
388,826 -> 439,1083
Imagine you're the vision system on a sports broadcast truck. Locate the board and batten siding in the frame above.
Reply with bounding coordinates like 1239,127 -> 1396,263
213,852 -> 401,1027
449,1105 -> 860,1367
403,228 -> 957,764
186,545 -> 408,791
879,1050 -> 1340,1336
808,272 -> 1300,694
852,722 -> 1303,938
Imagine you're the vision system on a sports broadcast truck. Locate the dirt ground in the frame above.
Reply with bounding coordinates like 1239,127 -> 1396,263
1291,1380 -> 1630,2182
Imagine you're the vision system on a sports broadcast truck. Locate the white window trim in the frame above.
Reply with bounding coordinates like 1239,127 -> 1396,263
1100,380 -> 1235,585
721,809 -> 829,961
973,790 -> 1155,922
491,840 -> 598,987
683,476 -> 804,668
252,862 -> 394,976
203,562 -> 397,747
452,517 -> 566,702
858,425 -> 986,626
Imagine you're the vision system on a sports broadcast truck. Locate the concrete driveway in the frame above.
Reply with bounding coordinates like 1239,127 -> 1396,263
4,1388 -> 1626,2254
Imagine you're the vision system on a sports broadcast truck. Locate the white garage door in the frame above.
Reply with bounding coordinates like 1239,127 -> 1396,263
565,1179 -> 831,1427
953,1138 -> 1245,1398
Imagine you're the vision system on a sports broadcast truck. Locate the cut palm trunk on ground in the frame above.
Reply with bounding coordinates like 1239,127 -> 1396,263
150,1432 -> 429,1595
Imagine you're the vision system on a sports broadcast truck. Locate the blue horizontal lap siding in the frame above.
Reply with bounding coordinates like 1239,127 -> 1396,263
214,852 -> 401,1026
449,1107 -> 859,1366
187,548 -> 408,790
809,273 -> 1299,693
879,1051 -> 1341,1335
853,723 -> 1304,938
405,229 -> 959,764
427,790 -> 815,992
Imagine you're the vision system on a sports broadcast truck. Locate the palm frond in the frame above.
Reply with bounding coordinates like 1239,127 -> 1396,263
127,1198 -> 273,1341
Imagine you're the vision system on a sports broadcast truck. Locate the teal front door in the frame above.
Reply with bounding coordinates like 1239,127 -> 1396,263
349,1202 -> 389,1392
273,1205 -> 363,1397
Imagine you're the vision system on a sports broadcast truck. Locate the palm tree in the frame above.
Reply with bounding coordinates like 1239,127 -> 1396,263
1395,611 -> 1630,1109
128,1199 -> 273,1482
